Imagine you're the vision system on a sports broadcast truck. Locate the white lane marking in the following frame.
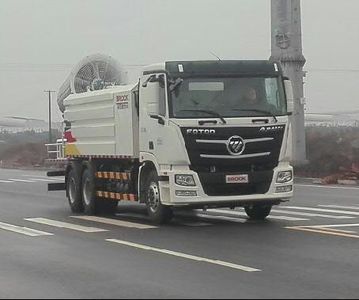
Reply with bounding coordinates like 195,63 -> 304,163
318,205 -> 359,211
301,223 -> 359,229
116,213 -> 148,219
196,213 -> 247,223
70,216 -> 158,229
114,213 -> 211,227
209,209 -> 309,221
28,178 -> 64,182
272,209 -> 355,219
0,180 -> 14,183
25,218 -> 107,233
317,228 -> 357,234
22,175 -> 63,179
286,226 -> 359,239
106,239 -> 261,272
181,222 -> 213,227
0,221 -> 53,237
266,215 -> 308,221
284,206 -> 359,216
295,184 -> 359,190
8,179 -> 36,183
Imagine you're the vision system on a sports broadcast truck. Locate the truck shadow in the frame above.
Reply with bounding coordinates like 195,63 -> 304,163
110,202 -> 276,228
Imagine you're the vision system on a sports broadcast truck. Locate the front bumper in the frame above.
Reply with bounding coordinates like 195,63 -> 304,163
159,163 -> 293,207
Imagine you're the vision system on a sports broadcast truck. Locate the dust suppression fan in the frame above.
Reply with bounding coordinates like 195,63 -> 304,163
57,54 -> 126,112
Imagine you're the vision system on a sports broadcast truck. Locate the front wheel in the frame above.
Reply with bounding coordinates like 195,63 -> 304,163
145,171 -> 173,224
245,205 -> 272,220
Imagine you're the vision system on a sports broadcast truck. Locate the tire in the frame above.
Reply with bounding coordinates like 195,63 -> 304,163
66,164 -> 84,213
145,170 -> 173,224
99,201 -> 118,215
81,163 -> 98,215
245,204 -> 272,220
82,162 -> 118,215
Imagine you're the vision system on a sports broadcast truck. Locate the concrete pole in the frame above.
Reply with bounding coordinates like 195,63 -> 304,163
45,90 -> 56,144
270,0 -> 307,166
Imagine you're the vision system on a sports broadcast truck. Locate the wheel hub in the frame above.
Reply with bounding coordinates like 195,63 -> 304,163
147,182 -> 160,213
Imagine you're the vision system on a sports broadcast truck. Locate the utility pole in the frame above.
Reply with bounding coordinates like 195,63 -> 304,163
44,90 -> 56,144
270,0 -> 307,166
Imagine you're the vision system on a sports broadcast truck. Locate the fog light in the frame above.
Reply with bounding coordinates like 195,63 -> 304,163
276,171 -> 293,183
175,190 -> 197,197
275,185 -> 293,193
175,175 -> 196,186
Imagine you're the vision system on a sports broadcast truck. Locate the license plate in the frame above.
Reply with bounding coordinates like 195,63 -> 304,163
226,174 -> 249,184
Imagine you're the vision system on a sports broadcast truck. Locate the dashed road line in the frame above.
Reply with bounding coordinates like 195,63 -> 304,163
209,209 -> 309,221
25,218 -> 107,233
315,227 -> 357,234
70,216 -> 158,229
303,223 -> 359,229
286,226 -> 359,239
8,179 -> 36,183
0,221 -> 53,237
0,177 -> 62,183
22,175 -> 63,179
28,178 -> 63,182
180,222 -> 213,227
285,206 -> 359,216
271,209 -> 355,219
318,205 -> 359,211
106,239 -> 261,272
196,213 -> 247,224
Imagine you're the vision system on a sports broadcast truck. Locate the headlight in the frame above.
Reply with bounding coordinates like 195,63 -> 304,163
277,171 -> 293,183
175,175 -> 196,186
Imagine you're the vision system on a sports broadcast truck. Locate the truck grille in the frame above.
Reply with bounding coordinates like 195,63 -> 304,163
181,125 -> 285,196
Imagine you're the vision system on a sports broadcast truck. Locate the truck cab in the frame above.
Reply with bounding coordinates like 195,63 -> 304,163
138,60 -> 294,220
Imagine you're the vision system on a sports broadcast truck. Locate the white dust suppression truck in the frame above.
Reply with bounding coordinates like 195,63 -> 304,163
48,54 -> 294,224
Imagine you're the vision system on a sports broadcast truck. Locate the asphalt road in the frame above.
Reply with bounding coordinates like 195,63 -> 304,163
0,168 -> 358,299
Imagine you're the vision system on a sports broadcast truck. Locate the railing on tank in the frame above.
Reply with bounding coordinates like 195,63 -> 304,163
45,139 -> 67,160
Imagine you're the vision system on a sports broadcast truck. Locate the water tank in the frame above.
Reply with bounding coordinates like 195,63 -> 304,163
57,54 -> 125,112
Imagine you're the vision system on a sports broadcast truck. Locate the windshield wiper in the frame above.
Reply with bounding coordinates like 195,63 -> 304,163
232,109 -> 278,123
169,78 -> 184,92
179,109 -> 227,124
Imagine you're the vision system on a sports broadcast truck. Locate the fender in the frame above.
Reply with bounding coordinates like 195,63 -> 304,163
138,152 -> 160,203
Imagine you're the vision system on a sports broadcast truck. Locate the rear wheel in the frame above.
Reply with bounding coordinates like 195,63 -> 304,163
245,205 -> 272,220
67,165 -> 84,213
99,201 -> 118,215
145,171 -> 173,224
82,162 -> 118,215
82,166 -> 98,215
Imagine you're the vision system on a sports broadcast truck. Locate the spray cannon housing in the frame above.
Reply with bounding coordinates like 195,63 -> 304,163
57,54 -> 127,112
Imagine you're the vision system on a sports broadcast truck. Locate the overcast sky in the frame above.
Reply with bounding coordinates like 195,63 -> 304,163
0,0 -> 358,121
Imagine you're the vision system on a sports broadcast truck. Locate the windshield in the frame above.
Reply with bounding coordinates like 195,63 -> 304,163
169,77 -> 286,118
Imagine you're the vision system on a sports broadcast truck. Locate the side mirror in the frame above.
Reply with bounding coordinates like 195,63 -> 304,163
150,114 -> 165,125
142,74 -> 165,88
284,79 -> 294,114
